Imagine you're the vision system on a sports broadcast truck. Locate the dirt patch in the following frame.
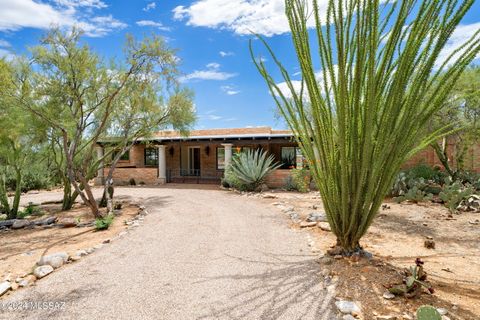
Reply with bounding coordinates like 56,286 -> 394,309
257,191 -> 480,319
0,201 -> 140,296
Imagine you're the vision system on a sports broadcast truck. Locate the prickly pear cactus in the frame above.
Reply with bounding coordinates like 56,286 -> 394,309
416,305 -> 442,320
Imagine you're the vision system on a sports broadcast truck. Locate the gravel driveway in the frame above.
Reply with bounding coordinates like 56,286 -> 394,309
1,186 -> 336,320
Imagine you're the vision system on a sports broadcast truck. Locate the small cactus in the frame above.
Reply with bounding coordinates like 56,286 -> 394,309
416,305 -> 441,320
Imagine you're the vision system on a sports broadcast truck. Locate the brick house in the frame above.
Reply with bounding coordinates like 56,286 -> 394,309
96,127 -> 301,188
96,127 -> 480,188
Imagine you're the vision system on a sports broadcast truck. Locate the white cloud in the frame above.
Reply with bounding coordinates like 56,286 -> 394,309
435,22 -> 480,69
0,0 -> 125,37
173,0 -> 325,36
199,110 -> 237,122
0,39 -> 11,47
136,20 -> 170,31
206,62 -> 220,69
180,63 -> 237,82
143,2 -> 156,12
221,85 -> 240,95
219,51 -> 234,57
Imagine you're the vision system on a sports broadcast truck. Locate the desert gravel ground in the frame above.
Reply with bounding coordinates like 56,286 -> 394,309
1,186 -> 336,320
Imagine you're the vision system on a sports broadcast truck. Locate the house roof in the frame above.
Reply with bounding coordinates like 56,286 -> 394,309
151,127 -> 293,141
98,127 -> 294,144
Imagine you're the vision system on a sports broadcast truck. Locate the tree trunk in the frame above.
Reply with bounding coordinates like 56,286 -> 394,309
0,174 -> 11,217
431,141 -> 455,179
10,167 -> 22,219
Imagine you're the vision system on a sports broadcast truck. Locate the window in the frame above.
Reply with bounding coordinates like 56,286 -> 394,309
216,147 -> 225,170
216,146 -> 254,170
281,147 -> 298,169
144,148 -> 158,166
112,149 -> 130,161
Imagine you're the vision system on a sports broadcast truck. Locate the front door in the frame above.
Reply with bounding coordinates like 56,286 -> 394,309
188,147 -> 200,176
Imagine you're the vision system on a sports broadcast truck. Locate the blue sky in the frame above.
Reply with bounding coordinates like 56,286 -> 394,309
1,0 -> 479,129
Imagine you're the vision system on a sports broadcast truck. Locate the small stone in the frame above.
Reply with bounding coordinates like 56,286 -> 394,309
0,281 -> 11,296
307,212 -> 327,222
103,239 -> 111,244
93,244 -> 103,250
318,222 -> 332,231
76,250 -> 88,256
300,221 -> 317,228
426,236 -> 433,240
262,194 -> 277,199
86,248 -> 95,254
383,291 -> 396,300
33,265 -> 54,279
10,282 -> 19,290
335,300 -> 361,314
18,275 -> 36,287
424,239 -> 435,249
38,252 -> 69,269
70,255 -> 81,261
57,217 -> 77,228
343,315 -> 356,320
436,308 -> 448,316
334,255 -> 343,259
376,316 -> 397,320
11,219 -> 31,229
402,313 -> 413,320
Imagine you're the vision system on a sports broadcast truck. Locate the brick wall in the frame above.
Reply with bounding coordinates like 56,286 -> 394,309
104,168 -> 158,185
265,169 -> 293,189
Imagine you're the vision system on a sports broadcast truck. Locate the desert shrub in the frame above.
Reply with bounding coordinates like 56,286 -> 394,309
389,258 -> 434,298
4,163 -> 56,193
95,214 -> 114,230
228,149 -> 280,192
285,168 -> 310,192
416,306 -> 441,320
455,171 -> 480,190
222,165 -> 249,191
18,203 -> 42,218
391,164 -> 446,197
439,180 -> 475,213
394,186 -> 433,203
408,164 -> 445,184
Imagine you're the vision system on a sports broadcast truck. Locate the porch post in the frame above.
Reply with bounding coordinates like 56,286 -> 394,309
157,145 -> 167,184
222,143 -> 233,168
95,145 -> 104,185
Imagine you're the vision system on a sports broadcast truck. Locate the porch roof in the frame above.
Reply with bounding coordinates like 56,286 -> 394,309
98,127 -> 294,144
152,127 -> 293,142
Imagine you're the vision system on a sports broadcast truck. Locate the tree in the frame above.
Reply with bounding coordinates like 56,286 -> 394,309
99,80 -> 195,212
430,66 -> 480,179
15,27 -> 188,218
0,59 -> 46,219
252,0 -> 480,253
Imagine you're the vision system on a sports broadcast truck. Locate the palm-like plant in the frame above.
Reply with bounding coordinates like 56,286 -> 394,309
252,0 -> 480,253
229,149 -> 281,191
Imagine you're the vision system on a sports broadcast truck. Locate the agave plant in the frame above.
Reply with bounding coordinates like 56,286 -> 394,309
229,149 -> 281,191
251,0 -> 480,253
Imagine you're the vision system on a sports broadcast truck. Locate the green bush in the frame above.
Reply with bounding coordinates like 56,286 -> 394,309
4,163 -> 56,193
285,168 -> 310,192
439,180 -> 475,213
18,203 -> 42,218
416,305 -> 441,320
228,149 -> 280,192
95,214 -> 114,230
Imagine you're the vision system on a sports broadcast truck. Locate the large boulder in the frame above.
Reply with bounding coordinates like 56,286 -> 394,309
33,216 -> 57,226
307,212 -> 327,222
11,219 -> 31,229
33,265 -> 54,279
0,281 -> 11,297
38,252 -> 69,269
0,219 -> 15,228
57,217 -> 77,228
